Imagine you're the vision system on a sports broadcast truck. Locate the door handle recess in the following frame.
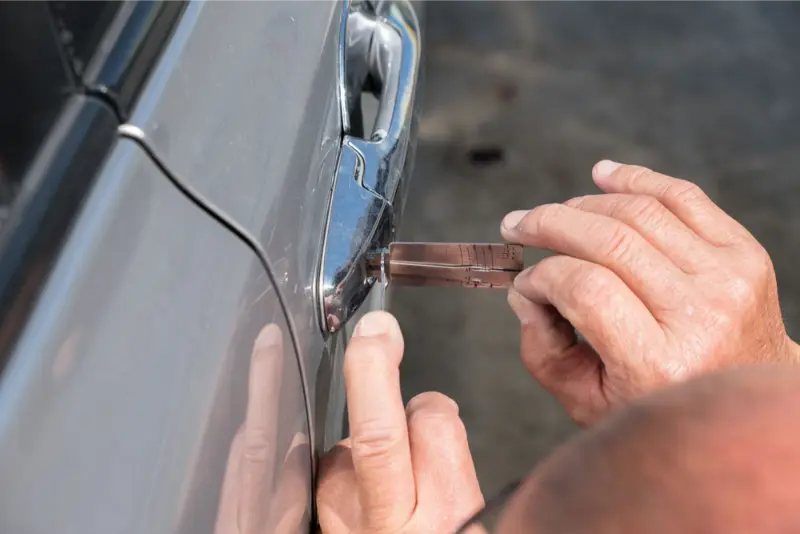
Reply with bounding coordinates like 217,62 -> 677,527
317,0 -> 420,335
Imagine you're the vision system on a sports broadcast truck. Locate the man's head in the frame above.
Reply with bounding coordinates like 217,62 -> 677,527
498,365 -> 800,533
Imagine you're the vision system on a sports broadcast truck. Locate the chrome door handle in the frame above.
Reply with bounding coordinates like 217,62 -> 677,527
318,0 -> 420,334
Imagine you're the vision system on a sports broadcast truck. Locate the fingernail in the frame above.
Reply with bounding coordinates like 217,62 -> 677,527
253,323 -> 283,352
501,210 -> 528,231
507,288 -> 536,325
353,311 -> 392,338
592,160 -> 622,182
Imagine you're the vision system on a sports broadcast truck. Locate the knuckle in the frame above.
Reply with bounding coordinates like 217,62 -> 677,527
599,224 -> 635,263
666,179 -> 707,206
740,242 -> 774,278
718,273 -> 758,311
564,195 -> 588,209
621,164 -> 655,186
351,421 -> 406,461
569,264 -> 615,307
625,195 -> 664,224
756,248 -> 775,278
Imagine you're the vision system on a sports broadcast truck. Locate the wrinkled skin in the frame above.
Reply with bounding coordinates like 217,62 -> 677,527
503,161 -> 800,425
317,161 -> 800,534
317,312 -> 484,534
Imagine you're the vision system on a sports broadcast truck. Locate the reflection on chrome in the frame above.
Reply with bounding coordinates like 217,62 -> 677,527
318,0 -> 421,335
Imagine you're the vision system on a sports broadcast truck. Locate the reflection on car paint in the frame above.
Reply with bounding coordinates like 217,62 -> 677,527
214,323 -> 310,534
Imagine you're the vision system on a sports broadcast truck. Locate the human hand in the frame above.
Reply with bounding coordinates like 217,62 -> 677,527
317,311 -> 484,534
501,161 -> 800,425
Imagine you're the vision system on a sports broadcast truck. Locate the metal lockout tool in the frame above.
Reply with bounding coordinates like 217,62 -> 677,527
368,242 -> 524,288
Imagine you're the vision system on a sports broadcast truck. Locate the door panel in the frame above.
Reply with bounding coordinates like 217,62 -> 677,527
0,139 -> 310,534
124,1 -> 344,438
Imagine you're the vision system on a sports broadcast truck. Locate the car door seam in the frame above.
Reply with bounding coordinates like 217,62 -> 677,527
116,124 -> 316,474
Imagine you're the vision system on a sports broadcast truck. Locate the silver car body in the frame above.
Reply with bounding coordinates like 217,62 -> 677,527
0,1 -> 422,532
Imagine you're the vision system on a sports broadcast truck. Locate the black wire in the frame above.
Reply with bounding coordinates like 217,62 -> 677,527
118,126 -> 315,468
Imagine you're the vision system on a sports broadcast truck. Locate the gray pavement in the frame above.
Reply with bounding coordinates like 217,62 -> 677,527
392,1 -> 800,495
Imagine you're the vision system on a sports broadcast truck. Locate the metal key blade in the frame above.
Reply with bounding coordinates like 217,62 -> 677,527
369,243 -> 524,288
379,248 -> 388,310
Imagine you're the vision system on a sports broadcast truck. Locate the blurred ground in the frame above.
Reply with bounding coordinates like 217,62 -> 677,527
392,1 -> 800,496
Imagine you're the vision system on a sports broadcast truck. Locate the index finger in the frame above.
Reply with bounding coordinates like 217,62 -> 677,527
501,203 -> 685,310
344,311 -> 416,530
592,161 -> 751,246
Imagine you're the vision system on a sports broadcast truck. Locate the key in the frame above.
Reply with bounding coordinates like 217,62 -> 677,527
368,242 -> 524,288
379,248 -> 389,309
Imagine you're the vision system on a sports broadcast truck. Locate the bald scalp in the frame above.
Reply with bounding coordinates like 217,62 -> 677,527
501,365 -> 800,534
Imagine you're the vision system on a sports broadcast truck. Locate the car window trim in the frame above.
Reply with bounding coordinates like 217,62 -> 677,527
80,0 -> 187,120
0,97 -> 118,367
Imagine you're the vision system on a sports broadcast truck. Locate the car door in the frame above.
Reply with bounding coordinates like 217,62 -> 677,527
0,3 -> 310,533
0,137 -> 311,534
119,0 -> 423,452
0,1 -> 423,532
119,3 -> 344,446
